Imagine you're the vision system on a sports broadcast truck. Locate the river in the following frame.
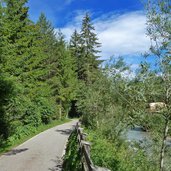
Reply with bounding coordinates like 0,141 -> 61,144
126,126 -> 171,147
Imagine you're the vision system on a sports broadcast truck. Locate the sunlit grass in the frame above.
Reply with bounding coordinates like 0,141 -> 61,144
0,119 -> 71,155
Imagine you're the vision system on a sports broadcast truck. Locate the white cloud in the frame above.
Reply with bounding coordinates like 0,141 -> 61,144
55,10 -> 87,40
59,11 -> 151,60
95,12 -> 150,59
130,64 -> 140,70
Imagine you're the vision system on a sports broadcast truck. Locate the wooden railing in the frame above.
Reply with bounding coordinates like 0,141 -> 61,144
75,122 -> 111,171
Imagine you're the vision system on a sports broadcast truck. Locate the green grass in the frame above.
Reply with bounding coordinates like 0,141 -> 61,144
0,118 -> 71,155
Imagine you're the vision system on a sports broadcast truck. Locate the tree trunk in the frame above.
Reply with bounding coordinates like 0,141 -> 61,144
59,100 -> 62,120
160,118 -> 169,171
65,108 -> 69,119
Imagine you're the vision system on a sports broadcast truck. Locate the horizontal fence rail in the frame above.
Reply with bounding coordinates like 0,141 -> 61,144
75,122 -> 111,171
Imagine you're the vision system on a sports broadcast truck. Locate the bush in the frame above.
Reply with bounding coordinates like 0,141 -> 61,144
86,131 -> 119,171
63,130 -> 82,171
86,130 -> 158,171
35,97 -> 56,124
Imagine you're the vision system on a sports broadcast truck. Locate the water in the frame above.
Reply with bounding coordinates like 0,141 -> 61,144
126,126 -> 171,147
127,126 -> 149,142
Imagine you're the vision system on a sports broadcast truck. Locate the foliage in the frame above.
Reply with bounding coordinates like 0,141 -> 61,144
0,119 -> 70,154
145,1 -> 171,170
77,57 -> 130,131
0,0 -> 78,150
0,76 -> 15,139
86,130 -> 119,171
69,13 -> 102,84
63,130 -> 82,171
0,0 -> 170,170
86,129 -> 157,171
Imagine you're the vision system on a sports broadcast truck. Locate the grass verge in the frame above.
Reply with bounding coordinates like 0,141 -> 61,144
0,118 -> 71,155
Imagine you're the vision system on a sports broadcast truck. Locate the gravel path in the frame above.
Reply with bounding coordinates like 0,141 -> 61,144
0,120 -> 78,171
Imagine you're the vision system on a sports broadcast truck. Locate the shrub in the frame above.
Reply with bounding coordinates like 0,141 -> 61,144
63,130 -> 82,171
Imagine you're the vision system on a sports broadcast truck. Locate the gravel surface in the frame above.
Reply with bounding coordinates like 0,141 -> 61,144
0,120 -> 78,171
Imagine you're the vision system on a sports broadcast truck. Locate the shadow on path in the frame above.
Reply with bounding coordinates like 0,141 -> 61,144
49,156 -> 63,171
55,128 -> 72,135
4,148 -> 28,156
56,125 -> 76,135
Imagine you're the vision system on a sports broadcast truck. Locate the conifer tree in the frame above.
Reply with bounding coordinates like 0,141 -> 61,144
79,13 -> 102,84
37,13 -> 59,81
51,31 -> 78,119
69,30 -> 81,79
37,13 -> 56,42
37,13 -> 56,59
0,1 -> 14,139
0,0 -> 31,135
0,0 -> 53,134
1,0 -> 30,75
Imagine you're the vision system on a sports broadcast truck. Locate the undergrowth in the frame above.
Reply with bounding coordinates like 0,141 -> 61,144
0,119 -> 70,155
86,130 -> 158,171
62,130 -> 82,171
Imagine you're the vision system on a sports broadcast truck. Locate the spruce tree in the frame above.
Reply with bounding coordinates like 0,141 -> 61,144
0,1 -> 14,139
37,13 -> 58,81
0,0 -> 51,134
52,31 -> 78,119
37,13 -> 56,45
0,0 -> 31,137
69,30 -> 81,79
79,13 -> 102,84
1,0 -> 30,75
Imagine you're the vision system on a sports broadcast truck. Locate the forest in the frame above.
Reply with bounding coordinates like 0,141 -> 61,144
0,0 -> 170,171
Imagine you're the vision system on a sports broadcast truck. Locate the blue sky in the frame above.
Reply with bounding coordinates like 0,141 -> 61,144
27,0 -> 152,70
27,0 -> 143,27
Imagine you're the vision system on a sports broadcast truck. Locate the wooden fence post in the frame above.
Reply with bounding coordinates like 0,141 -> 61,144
75,122 -> 111,171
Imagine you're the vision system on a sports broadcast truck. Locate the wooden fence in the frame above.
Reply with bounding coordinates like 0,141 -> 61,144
75,122 -> 111,171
